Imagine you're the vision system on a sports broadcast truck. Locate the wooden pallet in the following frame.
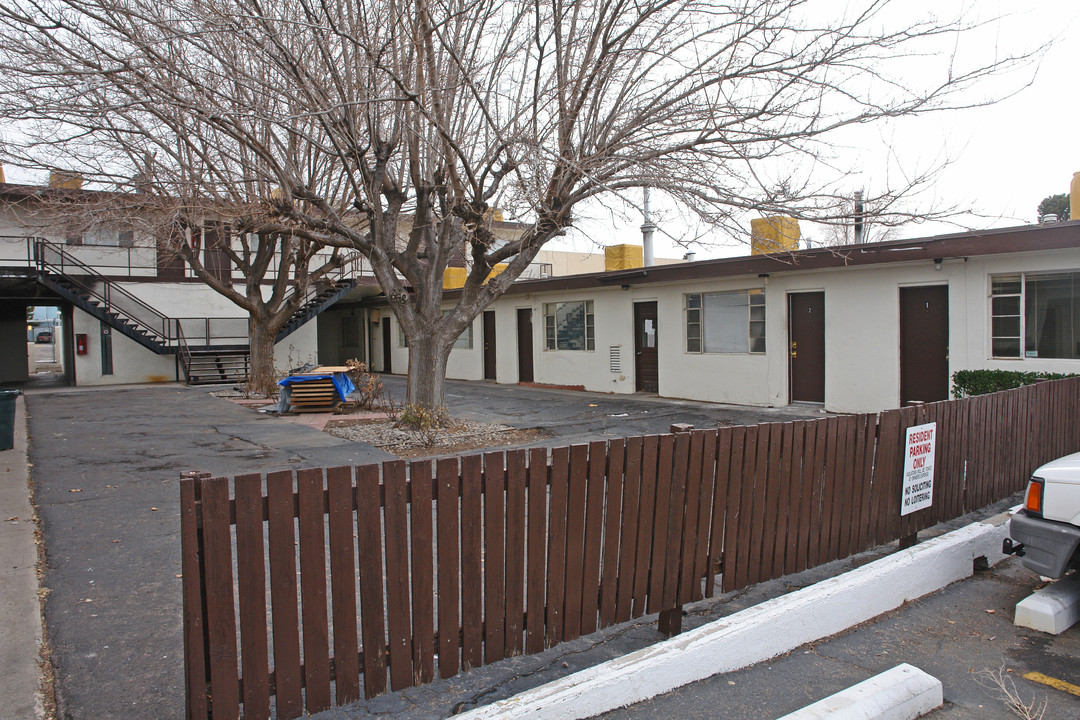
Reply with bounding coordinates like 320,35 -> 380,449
286,376 -> 342,413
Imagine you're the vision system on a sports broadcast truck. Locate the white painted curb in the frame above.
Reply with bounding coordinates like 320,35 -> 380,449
1014,573 -> 1080,635
454,514 -> 1011,720
776,663 -> 942,720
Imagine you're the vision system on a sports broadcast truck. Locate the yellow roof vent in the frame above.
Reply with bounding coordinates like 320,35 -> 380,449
751,216 -> 800,255
605,244 -> 644,271
49,170 -> 83,189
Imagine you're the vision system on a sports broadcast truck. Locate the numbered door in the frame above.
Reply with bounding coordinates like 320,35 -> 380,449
900,285 -> 949,405
634,301 -> 659,392
788,292 -> 825,403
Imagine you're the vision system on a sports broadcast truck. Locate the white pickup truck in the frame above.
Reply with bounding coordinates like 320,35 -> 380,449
1006,452 -> 1080,578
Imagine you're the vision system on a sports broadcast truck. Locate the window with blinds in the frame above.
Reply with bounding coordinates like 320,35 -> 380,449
684,289 -> 765,354
543,300 -> 595,351
991,272 -> 1080,359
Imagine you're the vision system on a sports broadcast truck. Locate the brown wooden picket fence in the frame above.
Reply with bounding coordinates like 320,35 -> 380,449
180,377 -> 1080,719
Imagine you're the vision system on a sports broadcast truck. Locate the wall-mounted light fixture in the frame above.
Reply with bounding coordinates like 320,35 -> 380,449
933,258 -> 943,271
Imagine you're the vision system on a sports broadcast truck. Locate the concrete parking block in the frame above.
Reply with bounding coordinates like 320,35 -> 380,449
1014,573 -> 1080,634
776,664 -> 942,720
453,513 -> 1010,720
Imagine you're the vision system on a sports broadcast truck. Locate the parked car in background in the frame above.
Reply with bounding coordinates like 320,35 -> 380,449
1006,452 -> 1080,578
34,331 -> 52,344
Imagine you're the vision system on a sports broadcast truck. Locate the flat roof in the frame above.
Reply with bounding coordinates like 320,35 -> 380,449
475,220 -> 1080,297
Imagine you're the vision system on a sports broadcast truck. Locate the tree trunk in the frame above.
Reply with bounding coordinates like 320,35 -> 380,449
405,334 -> 453,409
248,317 -> 278,397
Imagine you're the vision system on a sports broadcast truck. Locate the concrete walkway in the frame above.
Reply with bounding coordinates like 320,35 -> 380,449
0,394 -> 44,720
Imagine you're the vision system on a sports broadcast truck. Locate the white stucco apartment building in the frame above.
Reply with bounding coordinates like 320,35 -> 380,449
4,170 -> 1077,415
376,221 -> 1080,413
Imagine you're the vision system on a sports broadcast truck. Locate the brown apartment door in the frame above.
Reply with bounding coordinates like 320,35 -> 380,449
634,301 -> 659,392
789,292 -> 825,403
156,232 -> 186,280
516,308 -> 534,383
900,285 -> 949,405
203,223 -> 231,285
483,310 -> 497,380
382,319 -> 392,374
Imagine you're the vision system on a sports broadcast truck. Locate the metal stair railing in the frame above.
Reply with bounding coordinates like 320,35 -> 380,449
293,251 -> 365,312
30,237 -> 364,362
175,317 -> 249,348
177,322 -> 194,382
178,319 -> 251,385
35,239 -> 175,346
277,251 -> 366,340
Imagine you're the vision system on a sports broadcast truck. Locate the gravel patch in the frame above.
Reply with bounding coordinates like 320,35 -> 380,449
325,418 -> 550,458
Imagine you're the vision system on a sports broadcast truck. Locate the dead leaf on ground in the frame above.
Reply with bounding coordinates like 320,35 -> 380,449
5,516 -> 17,522
69,489 -> 82,493
150,507 -> 159,511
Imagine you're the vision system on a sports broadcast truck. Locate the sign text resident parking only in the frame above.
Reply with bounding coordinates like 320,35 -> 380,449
901,422 -> 936,516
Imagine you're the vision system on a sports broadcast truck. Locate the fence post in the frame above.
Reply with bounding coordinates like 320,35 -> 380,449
180,470 -> 213,720
658,424 -> 694,638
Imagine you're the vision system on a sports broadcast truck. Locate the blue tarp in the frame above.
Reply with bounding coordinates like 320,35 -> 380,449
276,372 -> 356,402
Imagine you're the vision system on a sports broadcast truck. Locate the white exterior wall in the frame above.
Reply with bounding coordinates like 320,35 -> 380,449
536,291 -> 635,392
446,315 -> 484,381
276,322 -> 319,372
953,249 -> 1080,377
386,313 -> 487,382
389,245 -> 1080,413
116,281 -> 248,318
62,280 -> 327,385
654,280 -> 774,406
72,308 -> 178,385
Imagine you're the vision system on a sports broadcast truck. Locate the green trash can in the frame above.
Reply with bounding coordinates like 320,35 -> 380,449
0,389 -> 19,451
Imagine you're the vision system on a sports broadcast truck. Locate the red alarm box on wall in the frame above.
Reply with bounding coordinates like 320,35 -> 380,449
76,333 -> 88,355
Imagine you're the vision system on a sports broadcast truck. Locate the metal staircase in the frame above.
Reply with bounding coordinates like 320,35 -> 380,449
276,273 -> 362,342
30,239 -> 365,385
35,242 -> 177,353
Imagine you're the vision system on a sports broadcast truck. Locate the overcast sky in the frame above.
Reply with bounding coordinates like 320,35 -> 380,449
5,0 -> 1075,261
555,0 -> 1080,260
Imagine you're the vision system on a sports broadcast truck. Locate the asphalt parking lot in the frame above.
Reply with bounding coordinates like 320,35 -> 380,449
24,379 -> 817,719
19,377 -> 1080,719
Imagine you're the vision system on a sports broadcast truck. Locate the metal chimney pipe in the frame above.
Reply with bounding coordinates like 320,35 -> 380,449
853,190 -> 864,244
641,187 -> 655,267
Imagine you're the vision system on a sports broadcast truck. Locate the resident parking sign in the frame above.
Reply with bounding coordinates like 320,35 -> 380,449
901,422 -> 936,516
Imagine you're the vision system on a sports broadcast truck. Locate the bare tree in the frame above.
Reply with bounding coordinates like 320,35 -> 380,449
0,0 -> 1036,408
811,192 -> 902,247
10,189 -> 349,394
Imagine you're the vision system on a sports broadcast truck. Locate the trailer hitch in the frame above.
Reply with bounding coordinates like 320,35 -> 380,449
1002,537 -> 1025,557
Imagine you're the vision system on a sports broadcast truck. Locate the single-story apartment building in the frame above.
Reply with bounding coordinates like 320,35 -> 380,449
370,221 -> 1080,414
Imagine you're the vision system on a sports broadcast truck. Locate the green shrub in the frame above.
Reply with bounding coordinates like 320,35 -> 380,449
952,369 -> 1078,398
